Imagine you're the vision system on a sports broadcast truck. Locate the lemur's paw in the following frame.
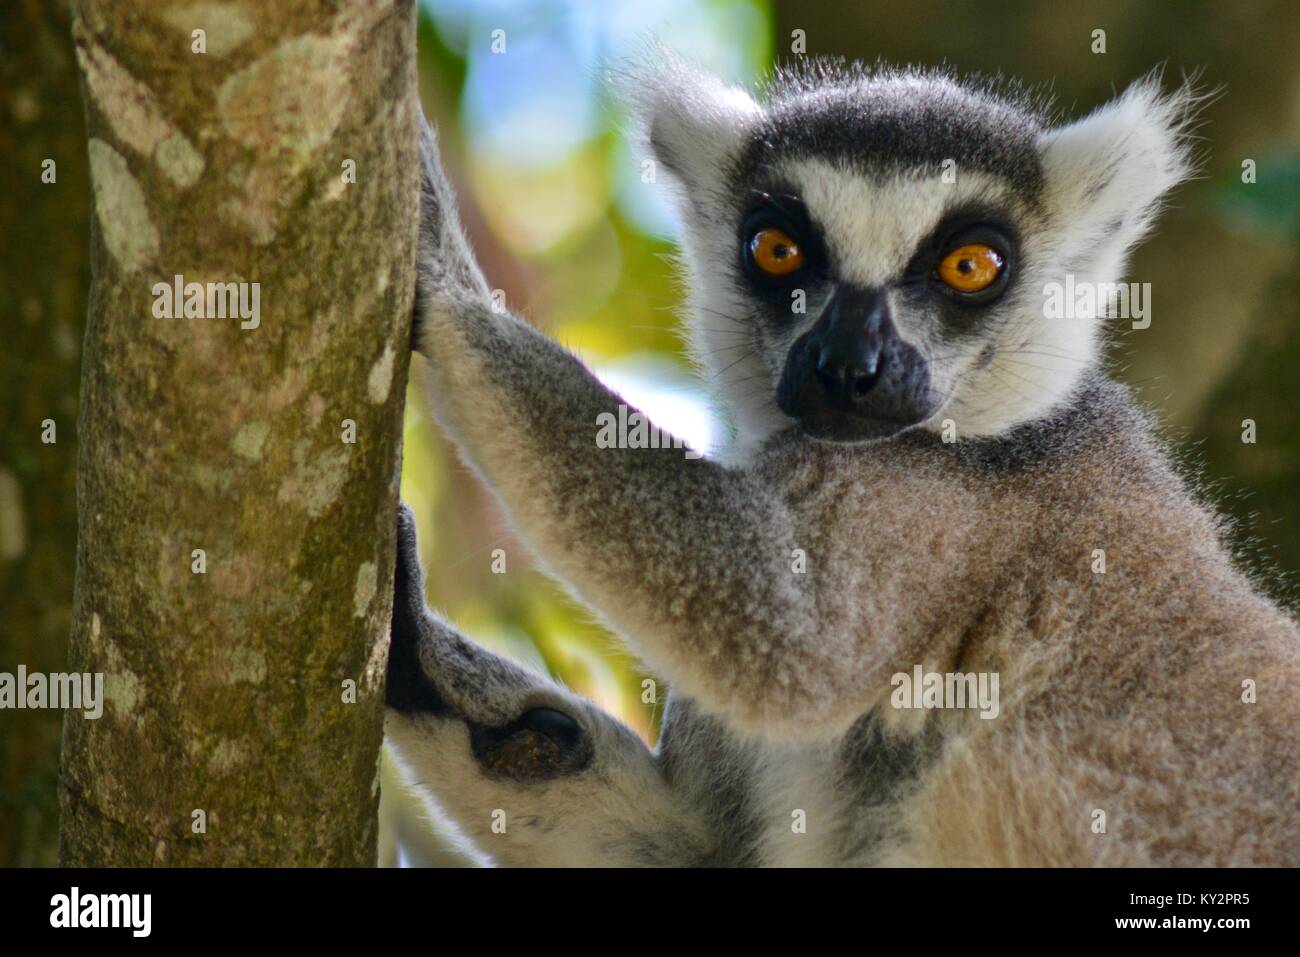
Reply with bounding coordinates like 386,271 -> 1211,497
385,502 -> 446,715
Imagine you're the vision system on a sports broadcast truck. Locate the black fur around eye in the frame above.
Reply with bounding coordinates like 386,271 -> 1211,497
738,194 -> 824,288
927,223 -> 1015,305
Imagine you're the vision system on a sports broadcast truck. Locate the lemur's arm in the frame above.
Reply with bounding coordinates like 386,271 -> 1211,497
384,506 -> 711,866
411,111 -> 839,735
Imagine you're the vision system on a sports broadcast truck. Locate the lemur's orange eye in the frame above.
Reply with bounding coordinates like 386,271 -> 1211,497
749,227 -> 805,276
936,243 -> 1004,293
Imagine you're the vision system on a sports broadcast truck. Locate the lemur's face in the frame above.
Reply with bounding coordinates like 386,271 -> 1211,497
636,59 -> 1194,447
735,158 -> 1030,443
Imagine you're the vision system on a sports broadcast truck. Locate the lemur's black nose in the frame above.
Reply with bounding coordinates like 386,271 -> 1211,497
776,282 -> 933,442
815,339 -> 883,403
811,286 -> 891,408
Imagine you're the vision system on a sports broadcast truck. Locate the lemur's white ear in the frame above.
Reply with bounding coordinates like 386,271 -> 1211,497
1038,73 -> 1206,275
615,46 -> 761,196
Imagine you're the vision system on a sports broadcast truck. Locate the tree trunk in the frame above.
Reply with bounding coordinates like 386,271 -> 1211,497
59,0 -> 418,866
0,0 -> 91,867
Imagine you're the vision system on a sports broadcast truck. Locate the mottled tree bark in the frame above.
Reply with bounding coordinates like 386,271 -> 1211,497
59,0 -> 418,865
0,0 -> 91,867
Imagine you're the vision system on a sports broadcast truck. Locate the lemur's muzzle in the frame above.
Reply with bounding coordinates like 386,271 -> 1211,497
776,285 -> 935,442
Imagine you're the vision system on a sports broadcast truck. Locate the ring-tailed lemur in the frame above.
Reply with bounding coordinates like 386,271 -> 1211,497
383,53 -> 1300,867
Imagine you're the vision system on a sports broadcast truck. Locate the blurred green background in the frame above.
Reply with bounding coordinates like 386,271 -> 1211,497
382,0 -> 1299,864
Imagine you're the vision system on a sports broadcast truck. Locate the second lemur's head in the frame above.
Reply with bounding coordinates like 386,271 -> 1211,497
626,54 -> 1202,450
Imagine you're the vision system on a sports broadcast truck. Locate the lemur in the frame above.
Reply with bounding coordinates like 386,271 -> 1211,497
383,52 -> 1300,867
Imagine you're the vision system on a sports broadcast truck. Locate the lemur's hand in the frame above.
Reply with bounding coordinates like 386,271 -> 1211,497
413,110 -> 493,345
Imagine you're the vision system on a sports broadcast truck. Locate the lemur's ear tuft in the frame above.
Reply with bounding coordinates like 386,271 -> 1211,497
611,43 -> 761,196
1038,70 -> 1214,274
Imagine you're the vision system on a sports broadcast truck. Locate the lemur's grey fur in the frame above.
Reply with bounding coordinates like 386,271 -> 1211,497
383,54 -> 1300,866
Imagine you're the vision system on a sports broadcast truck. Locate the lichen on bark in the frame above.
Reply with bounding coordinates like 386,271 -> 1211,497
59,0 -> 419,866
